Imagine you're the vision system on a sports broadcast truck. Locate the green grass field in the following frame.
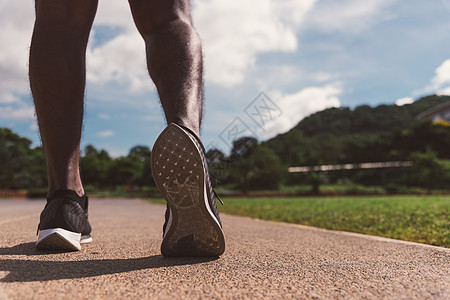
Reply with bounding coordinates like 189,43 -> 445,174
148,195 -> 449,247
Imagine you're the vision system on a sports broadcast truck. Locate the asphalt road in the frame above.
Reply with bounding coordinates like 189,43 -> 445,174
0,199 -> 449,299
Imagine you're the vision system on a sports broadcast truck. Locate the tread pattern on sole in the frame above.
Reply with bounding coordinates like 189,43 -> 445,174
152,124 -> 225,257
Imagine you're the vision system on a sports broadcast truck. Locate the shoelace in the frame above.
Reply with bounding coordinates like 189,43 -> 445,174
211,176 -> 224,205
213,189 -> 224,205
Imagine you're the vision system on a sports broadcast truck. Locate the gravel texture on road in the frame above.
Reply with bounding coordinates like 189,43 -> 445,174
0,199 -> 449,299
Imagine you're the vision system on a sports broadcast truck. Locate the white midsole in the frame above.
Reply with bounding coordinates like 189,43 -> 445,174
36,228 -> 81,249
203,170 -> 222,230
184,125 -> 222,230
81,236 -> 93,244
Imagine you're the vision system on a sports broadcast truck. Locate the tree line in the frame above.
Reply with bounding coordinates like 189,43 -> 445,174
0,127 -> 282,193
1,94 -> 450,193
263,94 -> 450,191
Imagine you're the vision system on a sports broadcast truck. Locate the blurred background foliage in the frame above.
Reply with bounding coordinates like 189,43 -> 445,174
1,94 -> 449,196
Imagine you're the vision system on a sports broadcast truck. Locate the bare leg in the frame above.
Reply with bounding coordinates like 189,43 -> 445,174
129,0 -> 203,136
130,0 -> 225,257
29,0 -> 98,197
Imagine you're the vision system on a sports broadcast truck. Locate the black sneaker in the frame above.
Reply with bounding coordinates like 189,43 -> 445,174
151,123 -> 225,257
36,190 -> 92,251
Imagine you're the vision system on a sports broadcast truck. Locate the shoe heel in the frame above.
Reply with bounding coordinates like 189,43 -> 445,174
36,228 -> 82,251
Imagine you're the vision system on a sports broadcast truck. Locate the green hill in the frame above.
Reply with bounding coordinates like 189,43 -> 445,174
265,95 -> 450,166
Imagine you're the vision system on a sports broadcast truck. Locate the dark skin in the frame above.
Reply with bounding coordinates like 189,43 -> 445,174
29,0 -> 204,197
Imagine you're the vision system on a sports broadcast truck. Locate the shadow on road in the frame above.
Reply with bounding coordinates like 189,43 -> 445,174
0,242 -> 67,256
0,242 -> 218,282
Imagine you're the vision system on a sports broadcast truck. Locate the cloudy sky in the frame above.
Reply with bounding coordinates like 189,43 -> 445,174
1,0 -> 450,156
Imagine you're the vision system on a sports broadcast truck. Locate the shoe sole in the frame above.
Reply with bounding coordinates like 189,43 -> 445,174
152,123 -> 225,257
36,228 -> 92,251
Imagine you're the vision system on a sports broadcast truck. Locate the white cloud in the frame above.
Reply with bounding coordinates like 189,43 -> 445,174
416,58 -> 450,96
0,0 -> 10,10
437,86 -> 450,96
86,1 -> 155,93
305,0 -> 396,34
98,130 -> 115,138
0,2 -> 34,122
194,0 -> 316,87
0,0 -> 321,102
0,104 -> 35,122
94,0 -> 135,29
87,0 -> 318,90
312,72 -> 339,83
442,0 -> 450,12
258,83 -> 342,139
0,92 -> 20,104
87,32 -> 150,92
431,59 -> 450,90
395,97 -> 414,106
98,113 -> 111,120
